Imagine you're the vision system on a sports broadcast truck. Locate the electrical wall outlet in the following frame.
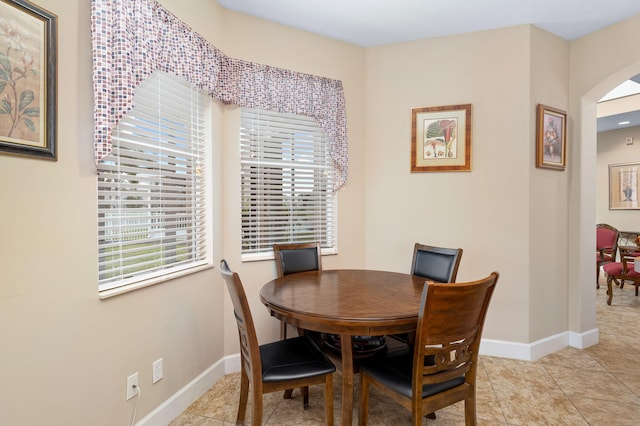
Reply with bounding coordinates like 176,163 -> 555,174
152,358 -> 163,384
126,372 -> 139,400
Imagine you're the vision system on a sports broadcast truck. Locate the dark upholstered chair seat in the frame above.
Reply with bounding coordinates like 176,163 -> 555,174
260,336 -> 335,382
359,347 -> 464,399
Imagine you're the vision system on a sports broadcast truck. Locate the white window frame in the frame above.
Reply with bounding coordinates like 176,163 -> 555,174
240,108 -> 337,260
97,71 -> 211,296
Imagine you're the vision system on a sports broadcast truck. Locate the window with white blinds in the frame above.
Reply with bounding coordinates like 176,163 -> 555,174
240,108 -> 336,257
97,71 -> 209,292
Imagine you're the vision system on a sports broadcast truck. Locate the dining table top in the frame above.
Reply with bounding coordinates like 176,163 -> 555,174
260,268 -> 428,336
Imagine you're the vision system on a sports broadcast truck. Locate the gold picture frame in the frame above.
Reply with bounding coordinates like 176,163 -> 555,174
0,0 -> 57,160
411,104 -> 471,172
609,162 -> 640,210
535,104 -> 566,170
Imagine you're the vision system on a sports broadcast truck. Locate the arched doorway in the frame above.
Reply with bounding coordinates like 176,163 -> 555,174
570,58 -> 640,348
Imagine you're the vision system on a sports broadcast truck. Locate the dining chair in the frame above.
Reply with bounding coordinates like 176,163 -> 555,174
603,246 -> 640,305
273,242 -> 322,339
411,243 -> 463,283
390,243 -> 464,346
219,259 -> 336,426
596,223 -> 619,288
358,272 -> 499,426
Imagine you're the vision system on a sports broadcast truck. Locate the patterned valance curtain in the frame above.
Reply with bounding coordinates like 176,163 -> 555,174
91,0 -> 348,190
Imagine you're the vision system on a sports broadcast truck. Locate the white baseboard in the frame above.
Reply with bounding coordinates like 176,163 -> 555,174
224,353 -> 241,374
139,330 -> 599,424
480,328 -> 599,361
136,355 -> 229,426
569,327 -> 599,349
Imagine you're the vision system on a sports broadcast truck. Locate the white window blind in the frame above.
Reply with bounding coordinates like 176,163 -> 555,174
240,108 -> 336,256
97,71 -> 209,292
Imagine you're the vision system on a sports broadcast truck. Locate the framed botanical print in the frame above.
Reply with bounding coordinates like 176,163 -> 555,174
0,0 -> 57,160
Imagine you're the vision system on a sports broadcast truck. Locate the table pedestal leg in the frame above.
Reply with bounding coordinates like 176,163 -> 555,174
340,334 -> 354,426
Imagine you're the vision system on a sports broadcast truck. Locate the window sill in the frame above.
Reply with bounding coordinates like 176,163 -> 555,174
98,263 -> 214,300
241,247 -> 337,263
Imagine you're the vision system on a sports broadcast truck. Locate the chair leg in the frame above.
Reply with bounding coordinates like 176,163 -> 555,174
237,368 -> 249,425
302,386 -> 310,408
358,374 -> 369,426
324,375 -> 334,426
464,395 -> 477,426
251,387 -> 263,426
607,277 -> 613,305
281,321 -> 295,400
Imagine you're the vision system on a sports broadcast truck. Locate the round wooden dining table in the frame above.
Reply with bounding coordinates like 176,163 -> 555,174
260,269 -> 427,426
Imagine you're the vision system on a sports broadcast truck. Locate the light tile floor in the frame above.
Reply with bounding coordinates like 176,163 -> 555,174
171,279 -> 640,425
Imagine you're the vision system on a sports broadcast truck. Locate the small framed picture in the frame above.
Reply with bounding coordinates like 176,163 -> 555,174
535,104 -> 566,170
411,104 -> 471,172
609,162 -> 640,210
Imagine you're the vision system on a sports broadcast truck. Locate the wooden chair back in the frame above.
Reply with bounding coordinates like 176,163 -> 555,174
597,223 -> 619,288
596,223 -> 619,254
410,243 -> 463,283
273,242 -> 322,277
220,260 -> 262,395
413,274 -> 497,397
358,272 -> 498,426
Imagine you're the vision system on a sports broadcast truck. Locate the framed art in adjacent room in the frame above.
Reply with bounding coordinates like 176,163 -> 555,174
609,162 -> 640,210
535,104 -> 566,170
411,104 -> 471,172
0,0 -> 57,160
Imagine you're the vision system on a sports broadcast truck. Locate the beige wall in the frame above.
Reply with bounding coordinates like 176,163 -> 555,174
365,27 -> 533,343
0,1 -> 230,425
0,1 -> 365,425
2,0 -> 640,423
364,26 -> 570,347
529,28 -> 570,343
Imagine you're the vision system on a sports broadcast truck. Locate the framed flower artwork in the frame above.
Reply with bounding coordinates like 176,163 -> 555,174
0,0 -> 57,160
411,104 -> 471,172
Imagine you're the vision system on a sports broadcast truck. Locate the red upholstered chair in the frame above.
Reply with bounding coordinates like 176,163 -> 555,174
604,246 -> 640,305
597,224 -> 619,288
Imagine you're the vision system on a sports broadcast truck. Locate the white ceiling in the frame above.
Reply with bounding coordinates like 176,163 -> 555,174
216,0 -> 640,47
216,0 -> 640,131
